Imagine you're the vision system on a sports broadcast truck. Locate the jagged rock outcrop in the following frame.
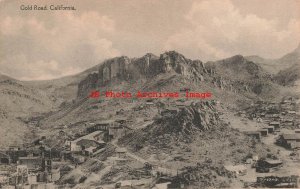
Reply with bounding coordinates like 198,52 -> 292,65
146,101 -> 220,137
77,51 -> 207,98
178,162 -> 235,188
132,53 -> 159,75
159,51 -> 189,73
77,72 -> 99,97
99,56 -> 130,84
77,51 -> 276,98
118,101 -> 221,148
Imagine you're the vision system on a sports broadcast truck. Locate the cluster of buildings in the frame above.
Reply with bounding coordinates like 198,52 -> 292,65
0,145 -> 61,188
242,97 -> 298,128
240,97 -> 300,150
256,175 -> 299,188
0,118 -> 133,188
63,119 -> 132,162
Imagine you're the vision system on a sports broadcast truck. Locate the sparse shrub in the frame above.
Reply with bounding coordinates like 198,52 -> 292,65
79,176 -> 87,183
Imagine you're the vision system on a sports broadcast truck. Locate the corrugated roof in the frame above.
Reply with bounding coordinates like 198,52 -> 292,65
263,126 -> 275,129
116,148 -> 127,153
73,131 -> 103,143
264,159 -> 282,164
77,139 -> 105,147
282,134 -> 300,140
243,131 -> 261,135
269,121 -> 280,125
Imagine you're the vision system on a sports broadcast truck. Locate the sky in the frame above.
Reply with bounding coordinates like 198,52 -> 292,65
0,0 -> 299,80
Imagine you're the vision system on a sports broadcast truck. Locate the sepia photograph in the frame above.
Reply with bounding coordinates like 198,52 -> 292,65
0,0 -> 299,188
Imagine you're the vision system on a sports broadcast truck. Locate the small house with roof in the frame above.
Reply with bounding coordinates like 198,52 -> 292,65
277,134 -> 300,149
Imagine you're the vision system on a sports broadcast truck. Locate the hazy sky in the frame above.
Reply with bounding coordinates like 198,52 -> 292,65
0,0 -> 299,80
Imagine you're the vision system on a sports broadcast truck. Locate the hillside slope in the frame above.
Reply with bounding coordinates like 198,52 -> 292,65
38,51 -> 289,131
0,75 -> 57,148
1,48 -> 297,148
274,63 -> 300,86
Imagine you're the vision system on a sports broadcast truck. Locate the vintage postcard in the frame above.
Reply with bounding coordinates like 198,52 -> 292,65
0,0 -> 299,188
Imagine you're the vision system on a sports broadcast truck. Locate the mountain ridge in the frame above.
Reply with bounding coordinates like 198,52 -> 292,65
0,48 -> 298,159
245,43 -> 300,74
76,51 -> 281,101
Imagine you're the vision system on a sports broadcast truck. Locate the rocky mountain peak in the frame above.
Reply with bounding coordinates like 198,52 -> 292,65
142,53 -> 158,59
216,54 -> 263,75
160,51 -> 188,64
223,55 -> 247,64
77,50 -> 272,98
77,51 -> 200,97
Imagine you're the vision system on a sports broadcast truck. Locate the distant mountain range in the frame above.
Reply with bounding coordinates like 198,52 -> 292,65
0,45 -> 299,147
246,43 -> 300,86
246,43 -> 300,74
